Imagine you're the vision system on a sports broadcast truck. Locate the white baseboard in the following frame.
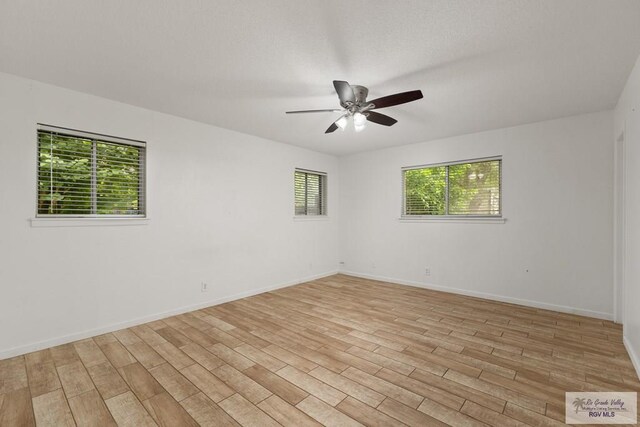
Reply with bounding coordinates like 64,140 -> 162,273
0,270 -> 338,360
624,335 -> 640,381
340,270 -> 614,321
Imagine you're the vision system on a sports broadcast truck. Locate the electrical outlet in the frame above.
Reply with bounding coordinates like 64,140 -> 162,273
201,282 -> 208,292
425,267 -> 431,276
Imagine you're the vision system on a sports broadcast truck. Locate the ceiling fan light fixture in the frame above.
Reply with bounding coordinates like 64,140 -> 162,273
354,123 -> 366,133
353,112 -> 367,126
336,116 -> 348,130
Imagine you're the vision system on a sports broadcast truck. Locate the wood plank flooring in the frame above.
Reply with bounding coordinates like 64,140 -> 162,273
1,274 -> 638,426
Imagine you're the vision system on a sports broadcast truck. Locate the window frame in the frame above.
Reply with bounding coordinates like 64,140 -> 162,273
401,156 -> 502,220
35,124 -> 147,219
294,168 -> 328,217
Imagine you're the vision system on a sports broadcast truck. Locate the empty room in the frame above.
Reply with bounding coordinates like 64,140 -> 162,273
1,1 -> 640,426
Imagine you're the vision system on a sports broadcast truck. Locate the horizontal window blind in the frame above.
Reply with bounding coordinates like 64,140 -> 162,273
403,158 -> 501,217
37,126 -> 146,217
404,166 -> 446,215
295,169 -> 327,216
448,160 -> 501,215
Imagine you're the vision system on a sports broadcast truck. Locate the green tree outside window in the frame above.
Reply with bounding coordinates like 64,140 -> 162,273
403,159 -> 501,216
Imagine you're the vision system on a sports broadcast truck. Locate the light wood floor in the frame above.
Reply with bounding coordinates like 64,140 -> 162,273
1,274 -> 638,426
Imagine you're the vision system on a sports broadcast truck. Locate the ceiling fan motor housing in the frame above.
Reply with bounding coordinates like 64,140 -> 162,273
351,85 -> 369,105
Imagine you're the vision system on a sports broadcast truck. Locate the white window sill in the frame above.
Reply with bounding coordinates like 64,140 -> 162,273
30,218 -> 150,228
399,216 -> 506,224
293,216 -> 330,222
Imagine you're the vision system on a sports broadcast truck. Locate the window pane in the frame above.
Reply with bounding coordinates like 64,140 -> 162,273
306,174 -> 321,215
96,141 -> 142,215
37,128 -> 146,217
404,166 -> 446,215
448,160 -> 501,215
319,174 -> 326,215
38,132 -> 93,215
294,171 -> 307,215
294,170 -> 327,216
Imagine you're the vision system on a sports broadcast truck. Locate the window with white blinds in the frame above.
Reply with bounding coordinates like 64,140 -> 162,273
403,157 -> 501,217
37,125 -> 146,217
294,169 -> 327,216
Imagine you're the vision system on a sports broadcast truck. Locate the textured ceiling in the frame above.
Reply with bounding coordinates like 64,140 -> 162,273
1,0 -> 639,155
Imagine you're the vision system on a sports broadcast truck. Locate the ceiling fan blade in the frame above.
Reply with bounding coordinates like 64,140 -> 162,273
286,109 -> 343,114
325,122 -> 339,133
333,80 -> 355,105
369,90 -> 423,109
366,111 -> 397,126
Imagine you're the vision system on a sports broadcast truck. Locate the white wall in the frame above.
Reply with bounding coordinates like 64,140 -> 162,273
615,54 -> 640,377
339,111 -> 614,319
0,72 -> 340,358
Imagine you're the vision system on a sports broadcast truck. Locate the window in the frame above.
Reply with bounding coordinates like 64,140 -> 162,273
37,125 -> 146,217
294,169 -> 327,216
403,157 -> 501,217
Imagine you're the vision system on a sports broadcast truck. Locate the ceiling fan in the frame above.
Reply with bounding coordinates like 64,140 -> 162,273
286,80 -> 423,133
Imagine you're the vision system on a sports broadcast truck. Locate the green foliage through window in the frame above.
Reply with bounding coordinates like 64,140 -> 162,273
403,159 -> 501,216
38,128 -> 146,216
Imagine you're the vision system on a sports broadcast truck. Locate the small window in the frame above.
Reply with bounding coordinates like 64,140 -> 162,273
294,169 -> 327,216
403,157 -> 501,217
37,125 -> 146,217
